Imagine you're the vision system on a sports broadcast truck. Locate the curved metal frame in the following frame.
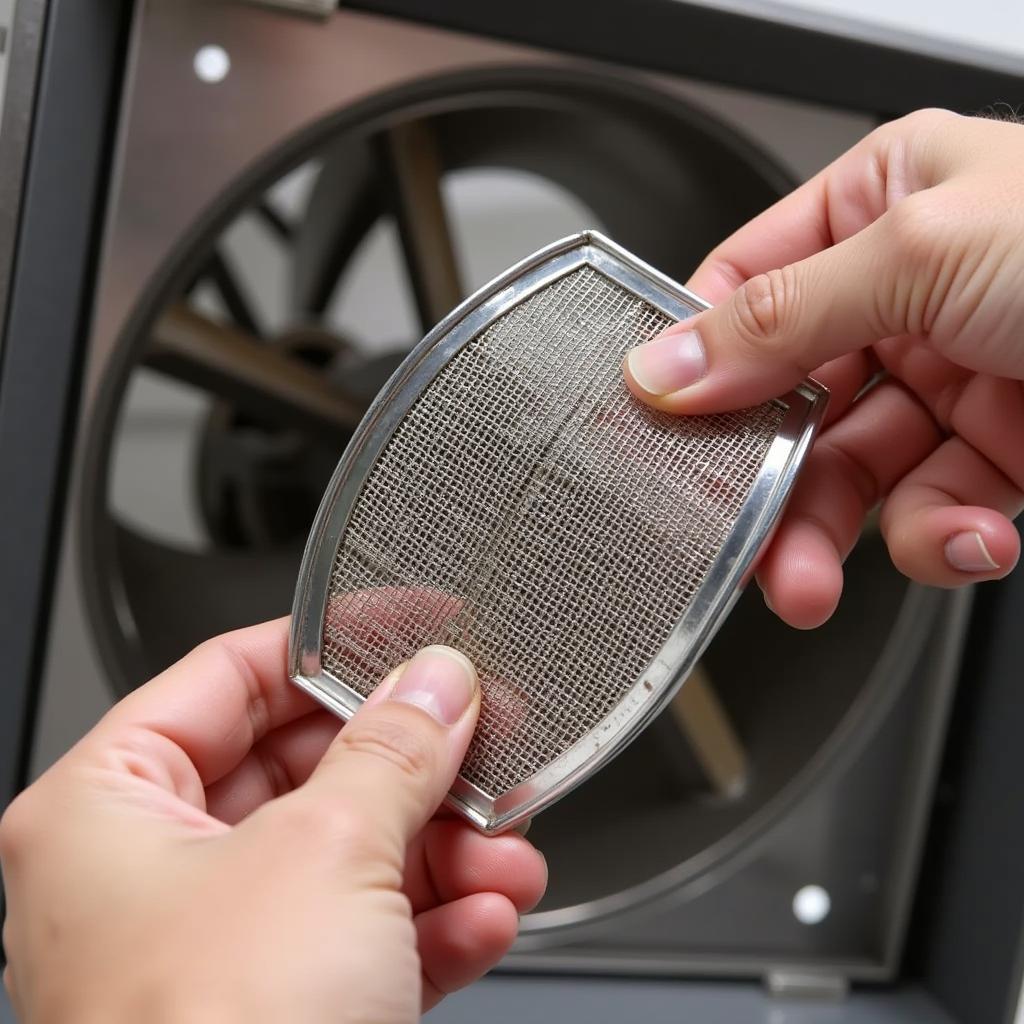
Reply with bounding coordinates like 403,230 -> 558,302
289,230 -> 828,833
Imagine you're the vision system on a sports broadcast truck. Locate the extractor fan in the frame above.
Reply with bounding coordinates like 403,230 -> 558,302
32,0 -> 963,988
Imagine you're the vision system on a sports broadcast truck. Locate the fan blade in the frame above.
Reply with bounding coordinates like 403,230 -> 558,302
145,304 -> 363,440
257,200 -> 293,243
377,120 -> 463,331
205,249 -> 265,337
667,664 -> 749,799
292,141 -> 381,316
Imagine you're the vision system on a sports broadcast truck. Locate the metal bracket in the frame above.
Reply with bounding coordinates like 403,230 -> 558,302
766,971 -> 849,1002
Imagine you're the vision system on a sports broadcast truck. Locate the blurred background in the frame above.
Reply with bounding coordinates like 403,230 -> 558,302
1,2 -> 1023,1022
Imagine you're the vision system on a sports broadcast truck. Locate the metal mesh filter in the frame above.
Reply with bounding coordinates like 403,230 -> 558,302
292,233 -> 824,831
321,266 -> 782,794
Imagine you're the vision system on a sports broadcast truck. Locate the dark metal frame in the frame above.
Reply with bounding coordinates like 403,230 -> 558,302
0,0 -> 133,808
1,2 -> 1023,1019
908,564 -> 1024,1024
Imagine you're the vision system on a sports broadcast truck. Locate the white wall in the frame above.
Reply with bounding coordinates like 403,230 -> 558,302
784,0 -> 1024,58
683,0 -> 1024,65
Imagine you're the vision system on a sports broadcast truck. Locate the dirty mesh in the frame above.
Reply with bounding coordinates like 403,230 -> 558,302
321,267 -> 784,798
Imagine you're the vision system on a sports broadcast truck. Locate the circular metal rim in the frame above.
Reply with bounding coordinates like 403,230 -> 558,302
515,582 -> 944,942
79,62 -> 797,696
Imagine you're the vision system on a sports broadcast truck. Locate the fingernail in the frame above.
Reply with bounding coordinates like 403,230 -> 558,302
763,589 -> 776,614
626,329 -> 706,396
513,818 -> 533,837
945,531 -> 1000,573
390,645 -> 477,725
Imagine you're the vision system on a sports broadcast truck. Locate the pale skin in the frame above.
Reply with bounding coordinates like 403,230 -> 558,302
627,108 -> 1024,626
2,108 -> 1023,1022
0,626 -> 547,1023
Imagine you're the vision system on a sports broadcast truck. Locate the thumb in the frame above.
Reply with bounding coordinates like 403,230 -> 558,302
624,209 -> 912,413
285,646 -> 479,862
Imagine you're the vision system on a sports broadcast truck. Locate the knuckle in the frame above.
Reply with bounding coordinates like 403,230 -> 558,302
885,192 -> 952,268
254,743 -> 294,799
901,107 -> 958,133
820,440 -> 880,514
885,192 -> 972,335
0,792 -> 38,864
338,712 -> 438,784
730,267 -> 800,350
879,108 -> 959,153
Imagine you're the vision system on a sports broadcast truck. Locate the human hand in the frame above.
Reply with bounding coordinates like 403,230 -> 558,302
624,108 -> 1024,627
0,618 -> 546,1023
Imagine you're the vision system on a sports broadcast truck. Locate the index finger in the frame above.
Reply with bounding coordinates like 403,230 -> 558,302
94,588 -> 464,792
685,112 -> 941,303
96,616 -> 304,788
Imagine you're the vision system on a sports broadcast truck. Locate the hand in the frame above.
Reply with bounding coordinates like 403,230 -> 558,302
0,619 -> 546,1023
624,108 -> 1024,627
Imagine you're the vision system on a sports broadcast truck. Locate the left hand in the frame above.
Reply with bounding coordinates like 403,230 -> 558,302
0,618 -> 546,1024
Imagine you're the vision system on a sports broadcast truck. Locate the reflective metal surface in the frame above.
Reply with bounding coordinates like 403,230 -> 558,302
291,231 -> 826,833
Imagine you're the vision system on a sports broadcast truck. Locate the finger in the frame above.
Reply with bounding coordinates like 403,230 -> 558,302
686,141 -> 881,302
946,374 -> 1024,493
757,379 -> 942,627
87,617 -> 300,806
880,436 -> 1022,586
416,893 -> 519,1011
625,110 -> 995,414
87,588 -> 458,808
756,516 -> 844,630
685,108 -> 963,304
687,173 -> 839,305
403,819 -> 547,915
295,646 -> 480,865
203,710 -> 341,824
625,205 -> 922,414
874,338 -> 1024,488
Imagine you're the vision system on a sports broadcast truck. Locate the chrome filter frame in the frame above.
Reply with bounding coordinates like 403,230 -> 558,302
289,231 -> 827,833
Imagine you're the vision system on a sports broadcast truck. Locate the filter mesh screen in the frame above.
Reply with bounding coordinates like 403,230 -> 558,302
321,267 -> 784,798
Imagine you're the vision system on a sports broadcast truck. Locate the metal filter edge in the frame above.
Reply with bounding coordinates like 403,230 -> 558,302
288,230 -> 828,833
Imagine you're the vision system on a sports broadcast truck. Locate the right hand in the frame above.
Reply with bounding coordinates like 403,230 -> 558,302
624,108 -> 1024,627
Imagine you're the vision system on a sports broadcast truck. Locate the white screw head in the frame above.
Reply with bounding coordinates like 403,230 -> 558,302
193,45 -> 230,84
792,884 -> 831,925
